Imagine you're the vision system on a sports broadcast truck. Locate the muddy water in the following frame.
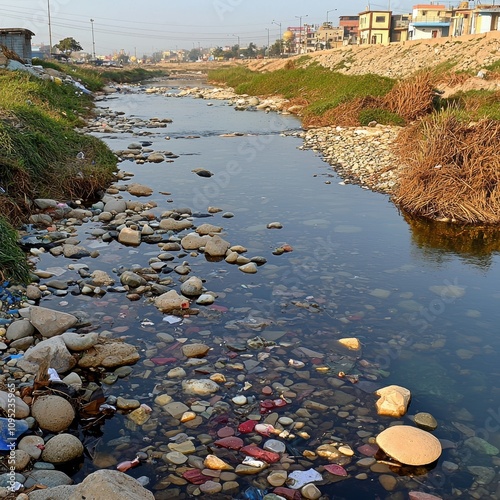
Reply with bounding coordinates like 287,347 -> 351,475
35,80 -> 500,499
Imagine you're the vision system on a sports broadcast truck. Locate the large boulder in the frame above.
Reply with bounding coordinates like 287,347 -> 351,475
78,342 -> 140,369
18,336 -> 76,374
28,306 -> 79,338
376,425 -> 442,466
69,469 -> 154,499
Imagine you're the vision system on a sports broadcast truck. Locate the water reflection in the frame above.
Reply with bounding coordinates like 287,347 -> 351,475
405,213 -> 500,269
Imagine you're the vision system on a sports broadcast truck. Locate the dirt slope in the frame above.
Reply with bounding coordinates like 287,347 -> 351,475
247,31 -> 500,94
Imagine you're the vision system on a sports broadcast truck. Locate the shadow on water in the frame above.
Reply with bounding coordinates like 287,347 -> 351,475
404,213 -> 500,269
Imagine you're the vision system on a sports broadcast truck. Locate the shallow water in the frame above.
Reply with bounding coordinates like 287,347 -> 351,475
35,80 -> 500,498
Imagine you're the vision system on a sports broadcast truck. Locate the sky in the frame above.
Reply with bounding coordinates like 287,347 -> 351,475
1,0 -> 421,56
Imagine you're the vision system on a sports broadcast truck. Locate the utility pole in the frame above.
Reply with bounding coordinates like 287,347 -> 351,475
90,19 -> 96,59
327,9 -> 337,24
47,0 -> 53,57
272,20 -> 282,56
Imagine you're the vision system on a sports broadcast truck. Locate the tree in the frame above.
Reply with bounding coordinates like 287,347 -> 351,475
269,41 -> 282,57
55,37 -> 83,57
188,48 -> 201,62
244,42 -> 257,59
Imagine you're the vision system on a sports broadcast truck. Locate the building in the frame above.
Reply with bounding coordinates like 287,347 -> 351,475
339,15 -> 359,43
0,28 -> 35,62
391,14 -> 411,42
408,4 -> 451,40
473,5 -> 500,33
451,2 -> 474,36
358,10 -> 392,44
314,22 -> 344,49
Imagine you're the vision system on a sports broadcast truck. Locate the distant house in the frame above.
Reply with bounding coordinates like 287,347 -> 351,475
0,28 -> 35,62
314,22 -> 344,50
473,5 -> 500,33
408,5 -> 451,40
391,14 -> 411,42
358,10 -> 392,44
339,15 -> 359,44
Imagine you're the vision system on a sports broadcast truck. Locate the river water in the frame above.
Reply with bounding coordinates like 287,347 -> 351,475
35,79 -> 500,499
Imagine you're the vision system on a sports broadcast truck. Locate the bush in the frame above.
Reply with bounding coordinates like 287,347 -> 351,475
393,111 -> 500,224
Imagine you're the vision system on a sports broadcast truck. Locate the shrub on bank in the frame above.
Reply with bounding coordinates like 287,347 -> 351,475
393,111 -> 500,224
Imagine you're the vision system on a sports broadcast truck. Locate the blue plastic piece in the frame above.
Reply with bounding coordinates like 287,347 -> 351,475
0,418 -> 29,451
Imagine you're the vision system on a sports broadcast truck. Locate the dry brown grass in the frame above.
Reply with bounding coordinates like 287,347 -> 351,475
384,71 -> 437,122
393,111 -> 500,224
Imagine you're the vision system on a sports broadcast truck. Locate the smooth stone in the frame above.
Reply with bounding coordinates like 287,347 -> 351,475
204,235 -> 230,257
24,470 -> 73,489
263,439 -> 286,454
42,434 -> 84,463
116,397 -> 141,410
232,396 -> 247,406
0,390 -> 30,419
18,435 -> 45,459
165,452 -> 188,465
379,474 -> 398,491
127,407 -> 151,426
414,412 -> 438,431
182,343 -> 210,358
267,470 -> 287,487
154,290 -> 190,312
6,319 -> 35,341
120,271 -> 147,288
464,436 -> 500,455
32,395 -> 75,432
180,276 -> 204,297
182,379 -> 219,396
376,425 -> 442,465
196,293 -> 215,305
301,483 -> 322,500
239,263 -> 258,274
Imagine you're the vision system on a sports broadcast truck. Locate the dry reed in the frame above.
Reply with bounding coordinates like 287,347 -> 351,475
393,112 -> 500,224
384,71 -> 437,122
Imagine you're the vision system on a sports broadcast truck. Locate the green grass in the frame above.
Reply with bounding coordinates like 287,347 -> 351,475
32,60 -> 168,91
485,59 -> 500,72
0,68 -> 118,283
0,217 -> 30,284
444,89 -> 500,120
359,108 -> 406,126
208,65 -> 395,118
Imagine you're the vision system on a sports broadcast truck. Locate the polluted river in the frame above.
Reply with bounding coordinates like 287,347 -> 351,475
11,78 -> 500,499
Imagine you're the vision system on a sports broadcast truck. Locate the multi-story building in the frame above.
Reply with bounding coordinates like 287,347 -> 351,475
358,10 -> 392,44
408,4 -> 452,40
339,15 -> 359,43
314,22 -> 344,50
391,14 -> 411,42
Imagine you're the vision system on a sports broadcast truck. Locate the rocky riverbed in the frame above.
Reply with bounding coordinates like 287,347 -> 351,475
0,82 -> 497,500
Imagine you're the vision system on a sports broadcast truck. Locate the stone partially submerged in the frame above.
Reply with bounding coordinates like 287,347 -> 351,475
375,385 -> 411,418
376,425 -> 442,466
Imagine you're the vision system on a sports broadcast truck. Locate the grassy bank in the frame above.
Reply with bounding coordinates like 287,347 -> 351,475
209,62 -> 500,224
0,67 -> 117,282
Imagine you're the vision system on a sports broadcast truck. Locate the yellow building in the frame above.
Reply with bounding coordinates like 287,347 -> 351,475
358,10 -> 392,44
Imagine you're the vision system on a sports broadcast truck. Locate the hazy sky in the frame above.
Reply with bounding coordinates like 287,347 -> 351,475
1,0 -> 416,56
